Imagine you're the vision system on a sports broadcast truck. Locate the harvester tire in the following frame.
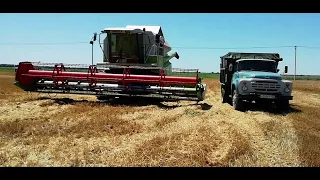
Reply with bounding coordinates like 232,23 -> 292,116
232,89 -> 245,111
97,95 -> 111,101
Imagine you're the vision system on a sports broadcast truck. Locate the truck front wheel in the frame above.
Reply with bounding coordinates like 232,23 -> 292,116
275,100 -> 289,111
232,89 -> 245,111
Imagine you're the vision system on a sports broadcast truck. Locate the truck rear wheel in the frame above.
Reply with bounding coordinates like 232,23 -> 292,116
221,86 -> 228,103
232,89 -> 245,111
275,100 -> 289,111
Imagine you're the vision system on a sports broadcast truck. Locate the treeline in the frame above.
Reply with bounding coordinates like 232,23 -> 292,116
0,64 -> 16,67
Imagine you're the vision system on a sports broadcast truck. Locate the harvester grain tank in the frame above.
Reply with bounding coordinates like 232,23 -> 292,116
14,25 -> 207,101
219,52 -> 293,111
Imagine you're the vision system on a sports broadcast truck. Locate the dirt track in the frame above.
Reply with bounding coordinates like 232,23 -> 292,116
0,74 -> 319,166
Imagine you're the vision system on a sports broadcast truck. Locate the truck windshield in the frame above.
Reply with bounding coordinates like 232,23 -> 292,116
237,60 -> 277,72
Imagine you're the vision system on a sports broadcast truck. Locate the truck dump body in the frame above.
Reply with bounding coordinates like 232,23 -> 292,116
220,52 -> 283,61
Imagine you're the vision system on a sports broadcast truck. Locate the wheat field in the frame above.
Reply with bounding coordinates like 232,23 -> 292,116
0,72 -> 319,167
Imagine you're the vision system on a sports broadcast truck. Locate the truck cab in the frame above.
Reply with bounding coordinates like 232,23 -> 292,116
220,52 -> 293,111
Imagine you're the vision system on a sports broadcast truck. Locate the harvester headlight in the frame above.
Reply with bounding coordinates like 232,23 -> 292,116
284,87 -> 290,93
242,85 -> 248,91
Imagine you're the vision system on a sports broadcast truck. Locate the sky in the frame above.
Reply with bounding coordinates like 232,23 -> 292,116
0,13 -> 320,75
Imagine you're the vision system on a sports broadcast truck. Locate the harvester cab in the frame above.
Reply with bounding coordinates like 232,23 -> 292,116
97,25 -> 180,75
14,25 -> 207,102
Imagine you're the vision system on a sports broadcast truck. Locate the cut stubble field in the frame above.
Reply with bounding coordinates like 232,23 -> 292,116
0,72 -> 320,167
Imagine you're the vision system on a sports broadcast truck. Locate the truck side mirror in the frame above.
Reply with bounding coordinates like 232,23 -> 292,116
284,66 -> 288,73
228,64 -> 233,71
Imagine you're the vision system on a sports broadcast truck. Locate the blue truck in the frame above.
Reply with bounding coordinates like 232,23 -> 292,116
220,52 -> 293,111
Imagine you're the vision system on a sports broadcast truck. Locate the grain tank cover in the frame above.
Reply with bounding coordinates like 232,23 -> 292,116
125,25 -> 162,35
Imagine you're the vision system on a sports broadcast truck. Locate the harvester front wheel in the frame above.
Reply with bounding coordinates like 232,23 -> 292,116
97,95 -> 111,101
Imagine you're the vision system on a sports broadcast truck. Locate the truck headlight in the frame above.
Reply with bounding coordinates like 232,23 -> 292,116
284,87 -> 290,93
242,85 -> 248,91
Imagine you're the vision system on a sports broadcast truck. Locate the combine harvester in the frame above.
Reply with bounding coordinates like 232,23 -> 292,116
14,25 -> 207,102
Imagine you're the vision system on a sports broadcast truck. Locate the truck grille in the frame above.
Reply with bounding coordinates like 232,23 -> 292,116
251,81 -> 281,92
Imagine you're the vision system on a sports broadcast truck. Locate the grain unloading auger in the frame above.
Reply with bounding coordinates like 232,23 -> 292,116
14,25 -> 207,101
